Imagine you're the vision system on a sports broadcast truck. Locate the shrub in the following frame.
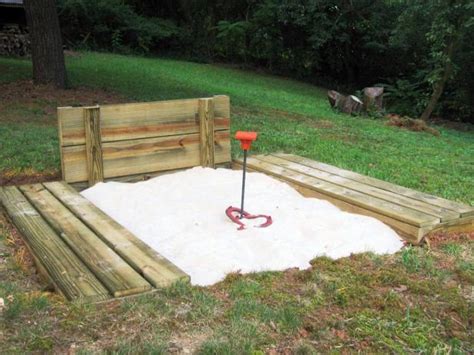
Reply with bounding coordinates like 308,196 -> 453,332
57,0 -> 178,53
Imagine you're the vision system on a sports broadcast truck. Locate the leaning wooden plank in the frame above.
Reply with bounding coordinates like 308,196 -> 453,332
20,184 -> 152,297
257,155 -> 459,222
276,153 -> 474,217
0,186 -> 110,302
235,157 -> 439,228
44,181 -> 189,287
62,131 -> 231,183
58,96 -> 230,146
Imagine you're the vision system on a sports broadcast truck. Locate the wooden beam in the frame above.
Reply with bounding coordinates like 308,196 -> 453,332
58,96 -> 230,146
0,186 -> 110,302
237,157 -> 439,227
198,98 -> 215,168
44,181 -> 190,288
258,154 -> 459,222
20,184 -> 152,297
83,106 -> 104,186
276,153 -> 474,217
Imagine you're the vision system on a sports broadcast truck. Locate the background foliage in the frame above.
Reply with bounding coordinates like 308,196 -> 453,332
55,0 -> 473,122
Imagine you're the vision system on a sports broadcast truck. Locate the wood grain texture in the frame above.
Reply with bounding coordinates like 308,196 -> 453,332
58,96 -> 231,183
83,106 -> 104,186
233,162 -> 423,243
233,154 -> 474,244
70,162 -> 232,191
276,153 -> 474,217
236,157 -> 439,227
198,98 -> 215,167
58,95 -> 230,146
20,184 -> 152,297
62,131 -> 231,183
0,186 -> 110,302
258,154 -> 459,222
44,181 -> 189,287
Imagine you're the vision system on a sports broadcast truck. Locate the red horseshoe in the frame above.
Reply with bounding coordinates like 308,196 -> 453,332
225,206 -> 273,231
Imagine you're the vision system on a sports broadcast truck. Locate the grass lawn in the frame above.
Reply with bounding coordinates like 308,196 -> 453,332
0,52 -> 473,353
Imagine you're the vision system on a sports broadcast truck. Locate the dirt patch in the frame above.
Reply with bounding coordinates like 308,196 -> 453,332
386,114 -> 440,136
0,170 -> 60,186
0,80 -> 129,124
425,231 -> 474,249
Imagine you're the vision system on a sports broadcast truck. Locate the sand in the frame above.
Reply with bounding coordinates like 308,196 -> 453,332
81,167 -> 404,286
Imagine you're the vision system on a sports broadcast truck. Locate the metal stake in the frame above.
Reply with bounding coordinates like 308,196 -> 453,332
240,150 -> 248,219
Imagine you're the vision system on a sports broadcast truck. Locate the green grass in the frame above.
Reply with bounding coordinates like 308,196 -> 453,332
0,53 -> 473,353
0,53 -> 473,204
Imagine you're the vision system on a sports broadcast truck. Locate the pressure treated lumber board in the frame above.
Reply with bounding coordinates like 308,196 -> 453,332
69,162 -> 231,191
83,106 -> 104,186
258,155 -> 459,222
241,157 -> 438,227
58,95 -> 232,184
0,186 -> 110,303
277,153 -> 474,218
44,181 -> 189,287
233,154 -> 474,244
62,130 -> 230,183
20,184 -> 152,297
58,95 -> 230,146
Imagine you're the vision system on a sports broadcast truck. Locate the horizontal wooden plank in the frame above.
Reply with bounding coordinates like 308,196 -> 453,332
69,162 -> 232,191
235,157 -> 439,227
62,130 -> 231,183
233,163 -> 422,243
20,184 -> 152,297
276,153 -> 474,217
258,155 -> 459,222
0,186 -> 110,302
44,181 -> 189,287
58,95 -> 230,146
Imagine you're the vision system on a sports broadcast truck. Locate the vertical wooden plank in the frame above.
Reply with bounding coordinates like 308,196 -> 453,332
57,107 -> 71,180
198,98 -> 215,168
83,106 -> 104,186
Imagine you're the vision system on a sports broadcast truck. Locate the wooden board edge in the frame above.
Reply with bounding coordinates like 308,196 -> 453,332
233,159 -> 438,229
232,162 -> 421,244
259,154 -> 460,223
69,161 -> 232,190
0,186 -> 111,303
43,181 -> 190,287
421,215 -> 474,241
275,153 -> 474,216
19,184 -> 152,297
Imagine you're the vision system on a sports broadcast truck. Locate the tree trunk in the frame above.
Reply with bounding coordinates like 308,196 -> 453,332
24,0 -> 67,88
362,87 -> 384,112
327,90 -> 363,115
420,40 -> 455,121
341,95 -> 363,115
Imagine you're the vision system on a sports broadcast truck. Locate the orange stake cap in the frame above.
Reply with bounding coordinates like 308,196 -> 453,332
235,131 -> 257,150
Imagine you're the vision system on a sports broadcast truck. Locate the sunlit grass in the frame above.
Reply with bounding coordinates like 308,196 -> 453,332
1,53 -> 472,203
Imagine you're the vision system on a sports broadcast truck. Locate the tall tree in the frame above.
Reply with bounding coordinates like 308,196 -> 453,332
419,0 -> 472,121
24,0 -> 67,88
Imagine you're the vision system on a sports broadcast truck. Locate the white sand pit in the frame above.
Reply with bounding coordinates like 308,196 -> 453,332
81,167 -> 404,286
